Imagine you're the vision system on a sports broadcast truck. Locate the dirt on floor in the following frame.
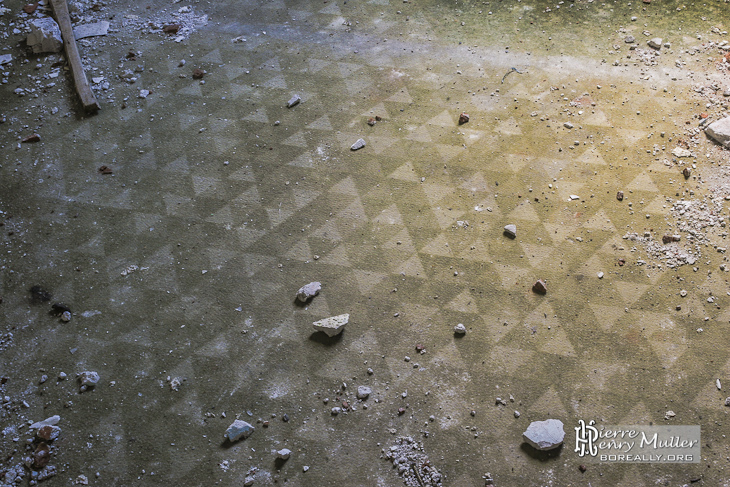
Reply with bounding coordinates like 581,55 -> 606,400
4,0 -> 730,486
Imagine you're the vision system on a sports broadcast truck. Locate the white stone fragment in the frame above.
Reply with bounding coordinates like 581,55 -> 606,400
27,18 -> 63,54
648,37 -> 663,49
351,138 -> 366,151
296,282 -> 321,302
503,224 -> 516,238
225,420 -> 254,442
277,448 -> 291,460
30,415 -> 60,430
73,21 -> 110,40
356,385 -> 371,400
671,147 -> 692,158
705,117 -> 730,147
454,323 -> 466,335
312,313 -> 349,336
287,94 -> 301,108
522,419 -> 565,451
0,54 -> 12,65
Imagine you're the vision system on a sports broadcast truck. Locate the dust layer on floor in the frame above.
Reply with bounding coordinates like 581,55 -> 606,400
2,0 -> 730,485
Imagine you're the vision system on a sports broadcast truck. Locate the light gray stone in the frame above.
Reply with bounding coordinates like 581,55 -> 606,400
563,121 -> 574,129
277,448 -> 291,460
705,117 -> 730,147
225,420 -> 254,442
287,94 -> 301,107
296,281 -> 321,302
313,313 -> 349,336
356,385 -> 371,400
648,37 -> 663,49
351,138 -> 366,151
30,415 -> 60,430
523,419 -> 565,450
0,54 -> 12,65
73,21 -> 110,40
27,18 -> 63,54
503,224 -> 516,238
78,371 -> 99,387
671,147 -> 692,158
454,323 -> 466,335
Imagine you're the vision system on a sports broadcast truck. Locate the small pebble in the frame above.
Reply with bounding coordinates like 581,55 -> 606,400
454,323 -> 466,335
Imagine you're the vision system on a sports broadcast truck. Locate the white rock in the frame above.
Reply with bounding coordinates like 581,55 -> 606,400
523,419 -> 565,450
225,420 -> 254,442
563,122 -> 574,129
597,272 -> 604,279
30,415 -> 60,430
671,147 -> 692,158
503,224 -> 516,238
312,313 -> 349,336
73,21 -> 110,40
0,54 -> 12,65
356,386 -> 371,400
27,18 -> 63,54
287,94 -> 301,108
277,448 -> 291,460
454,323 -> 466,335
296,282 -> 321,302
351,138 -> 366,151
648,37 -> 663,49
569,195 -> 580,200
705,117 -> 730,147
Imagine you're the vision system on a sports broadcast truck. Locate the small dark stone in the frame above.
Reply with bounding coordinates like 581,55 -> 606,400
282,414 -> 289,422
616,191 -> 624,201
683,167 -> 691,179
415,344 -> 425,352
163,24 -> 181,34
458,112 -> 470,125
22,134 -> 40,143
618,258 -> 626,266
98,165 -> 113,174
398,408 -> 406,415
579,464 -> 587,473
532,279 -> 547,295
192,68 -> 206,79
32,443 -> 50,469
367,117 -> 376,126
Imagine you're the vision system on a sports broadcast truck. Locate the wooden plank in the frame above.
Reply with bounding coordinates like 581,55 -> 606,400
50,0 -> 100,113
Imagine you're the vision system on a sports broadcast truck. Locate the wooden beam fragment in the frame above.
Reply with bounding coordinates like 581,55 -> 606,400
50,0 -> 100,113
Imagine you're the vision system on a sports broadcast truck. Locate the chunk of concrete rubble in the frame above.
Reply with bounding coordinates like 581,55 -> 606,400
27,18 -> 63,54
277,448 -> 291,460
522,419 -> 565,450
356,385 -> 371,400
286,94 -> 300,108
73,21 -> 110,40
313,313 -> 349,336
671,147 -> 692,158
647,37 -> 663,49
225,420 -> 254,442
532,279 -> 547,295
30,415 -> 60,430
77,371 -> 99,392
351,138 -> 366,151
705,116 -> 730,147
296,281 -> 321,303
503,224 -> 516,238
0,54 -> 12,65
